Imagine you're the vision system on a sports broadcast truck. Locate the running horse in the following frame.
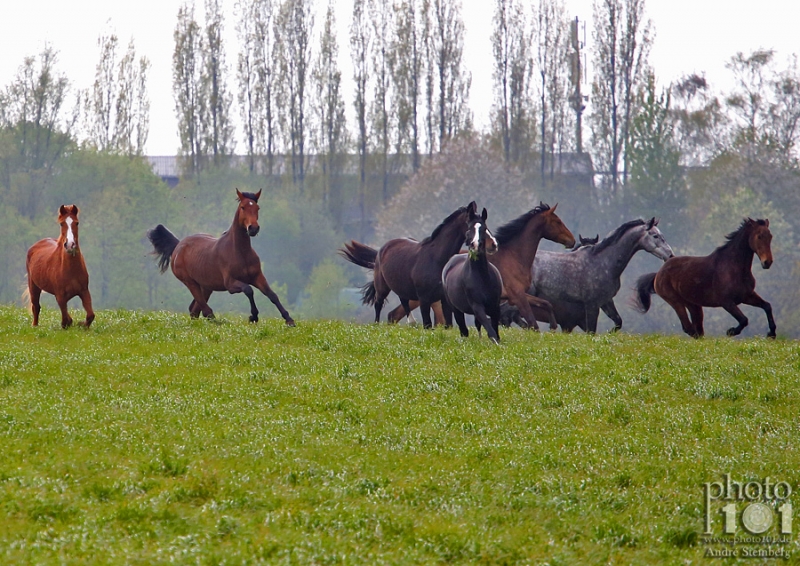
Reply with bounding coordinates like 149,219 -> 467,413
442,207 -> 503,342
634,218 -> 775,338
340,201 -> 477,327
25,205 -> 94,328
388,203 -> 576,329
147,189 -> 295,325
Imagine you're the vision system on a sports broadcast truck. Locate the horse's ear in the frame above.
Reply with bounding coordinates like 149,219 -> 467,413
551,203 -> 558,212
58,205 -> 68,217
468,201 -> 477,214
236,188 -> 243,201
254,189 -> 262,202
71,205 -> 79,215
481,208 -> 488,221
653,217 -> 659,226
765,219 -> 770,227
646,217 -> 656,229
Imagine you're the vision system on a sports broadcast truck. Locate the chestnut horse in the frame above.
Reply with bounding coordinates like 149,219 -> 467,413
340,201 -> 477,327
634,218 -> 775,338
442,207 -> 502,342
147,189 -> 295,326
25,205 -> 94,328
388,203 -> 575,330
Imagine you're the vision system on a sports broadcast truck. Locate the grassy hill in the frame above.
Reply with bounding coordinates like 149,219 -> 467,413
1,305 -> 798,564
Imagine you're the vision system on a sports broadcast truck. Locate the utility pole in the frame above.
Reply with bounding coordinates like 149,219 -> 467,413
569,16 -> 586,154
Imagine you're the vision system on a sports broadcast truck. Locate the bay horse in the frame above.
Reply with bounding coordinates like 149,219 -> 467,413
531,218 -> 674,333
339,201 -> 477,327
387,203 -> 576,330
147,189 -> 295,326
25,204 -> 94,328
442,207 -> 502,342
634,218 -> 775,338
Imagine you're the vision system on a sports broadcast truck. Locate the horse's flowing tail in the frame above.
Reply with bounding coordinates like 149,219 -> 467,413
360,281 -> 382,307
147,224 -> 180,273
21,286 -> 31,313
339,241 -> 377,270
633,272 -> 657,313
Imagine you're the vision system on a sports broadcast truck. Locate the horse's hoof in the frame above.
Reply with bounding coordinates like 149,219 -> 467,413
285,318 -> 296,327
726,328 -> 737,336
249,315 -> 258,323
611,326 -> 621,333
490,337 -> 500,345
767,332 -> 776,339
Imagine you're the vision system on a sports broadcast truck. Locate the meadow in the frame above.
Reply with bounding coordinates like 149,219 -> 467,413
1,304 -> 799,564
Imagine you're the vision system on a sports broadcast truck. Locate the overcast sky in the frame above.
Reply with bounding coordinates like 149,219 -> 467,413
3,0 -> 799,155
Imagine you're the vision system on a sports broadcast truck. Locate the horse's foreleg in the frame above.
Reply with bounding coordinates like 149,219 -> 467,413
253,274 -> 295,326
473,305 -> 499,343
55,295 -> 73,329
225,279 -> 260,322
78,289 -> 95,329
600,300 -> 622,331
584,304 -> 601,334
743,292 -> 776,338
722,303 -> 749,337
687,304 -> 704,337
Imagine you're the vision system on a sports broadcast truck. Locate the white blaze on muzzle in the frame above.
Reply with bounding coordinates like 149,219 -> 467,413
65,217 -> 76,250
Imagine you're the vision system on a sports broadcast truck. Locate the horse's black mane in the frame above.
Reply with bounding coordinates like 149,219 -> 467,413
720,218 -> 768,249
590,219 -> 646,255
494,203 -> 551,246
420,205 -> 469,244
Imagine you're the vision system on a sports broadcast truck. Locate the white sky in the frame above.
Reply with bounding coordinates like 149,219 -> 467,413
3,0 -> 799,155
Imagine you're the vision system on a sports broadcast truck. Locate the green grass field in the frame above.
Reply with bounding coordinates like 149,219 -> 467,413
1,304 -> 799,564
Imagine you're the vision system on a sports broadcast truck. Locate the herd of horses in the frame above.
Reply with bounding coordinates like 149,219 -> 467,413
23,189 -> 776,342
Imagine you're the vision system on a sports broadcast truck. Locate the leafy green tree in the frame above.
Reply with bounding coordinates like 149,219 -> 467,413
624,73 -> 686,241
296,258 -> 354,319
375,135 -> 536,243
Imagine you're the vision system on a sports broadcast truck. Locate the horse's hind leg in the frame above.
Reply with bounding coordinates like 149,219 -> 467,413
253,274 -> 295,326
742,291 -> 776,338
78,289 -> 95,329
453,310 -> 469,337
687,304 -> 704,337
184,280 -> 214,319
601,300 -> 622,331
28,283 -> 42,327
722,303 -> 749,337
667,301 -> 698,338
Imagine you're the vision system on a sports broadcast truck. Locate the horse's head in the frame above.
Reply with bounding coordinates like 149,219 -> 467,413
57,204 -> 80,256
236,189 -> 262,237
541,204 -> 576,248
465,207 -> 498,259
571,233 -> 599,251
639,217 -> 674,261
748,218 -> 773,269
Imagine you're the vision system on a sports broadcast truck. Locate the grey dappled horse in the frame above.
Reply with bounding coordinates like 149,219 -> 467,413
530,218 -> 674,333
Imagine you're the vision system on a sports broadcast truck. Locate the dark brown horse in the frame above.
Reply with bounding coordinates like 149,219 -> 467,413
442,207 -> 503,342
147,189 -> 294,325
387,203 -> 575,330
340,202 -> 477,327
634,218 -> 775,338
25,205 -> 94,328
